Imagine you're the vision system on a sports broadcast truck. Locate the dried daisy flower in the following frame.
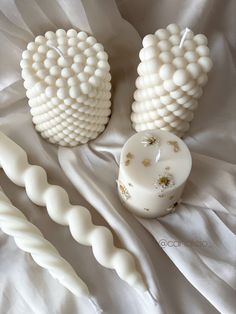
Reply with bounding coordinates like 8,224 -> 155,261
141,133 -> 160,147
154,173 -> 175,192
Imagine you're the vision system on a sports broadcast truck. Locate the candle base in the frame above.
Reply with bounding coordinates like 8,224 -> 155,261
118,187 -> 182,218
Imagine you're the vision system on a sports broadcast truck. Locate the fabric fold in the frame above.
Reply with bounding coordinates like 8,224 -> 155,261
0,0 -> 235,313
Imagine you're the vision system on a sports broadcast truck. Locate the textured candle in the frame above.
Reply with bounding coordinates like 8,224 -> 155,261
21,29 -> 111,146
0,131 -> 147,292
117,130 -> 192,218
0,188 -> 90,297
131,24 -> 212,137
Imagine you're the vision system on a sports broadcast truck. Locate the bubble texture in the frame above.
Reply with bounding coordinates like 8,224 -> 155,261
132,24 -> 212,137
21,29 -> 112,146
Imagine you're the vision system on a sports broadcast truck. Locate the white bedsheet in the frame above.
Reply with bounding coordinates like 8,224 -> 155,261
0,1 -> 235,313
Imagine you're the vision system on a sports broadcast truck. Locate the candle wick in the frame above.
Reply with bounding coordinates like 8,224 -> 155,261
47,44 -> 65,59
146,289 -> 159,306
179,27 -> 191,48
89,297 -> 103,313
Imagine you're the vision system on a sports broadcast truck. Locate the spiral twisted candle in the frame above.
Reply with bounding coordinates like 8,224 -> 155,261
0,188 -> 89,297
0,132 -> 147,292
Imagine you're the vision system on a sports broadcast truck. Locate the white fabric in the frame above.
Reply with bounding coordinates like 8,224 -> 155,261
0,0 -> 235,313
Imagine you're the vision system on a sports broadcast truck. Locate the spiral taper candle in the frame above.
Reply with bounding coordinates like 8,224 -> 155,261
0,131 -> 147,292
0,188 -> 90,297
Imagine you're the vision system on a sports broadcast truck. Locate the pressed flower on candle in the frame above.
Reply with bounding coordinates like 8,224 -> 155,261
141,134 -> 160,147
154,173 -> 175,192
117,180 -> 131,200
117,130 -> 192,218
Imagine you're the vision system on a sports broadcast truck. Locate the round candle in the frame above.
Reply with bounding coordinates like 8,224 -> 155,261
117,130 -> 192,218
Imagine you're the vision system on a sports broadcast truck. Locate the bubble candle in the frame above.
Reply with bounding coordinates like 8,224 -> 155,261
21,29 -> 112,147
131,24 -> 212,137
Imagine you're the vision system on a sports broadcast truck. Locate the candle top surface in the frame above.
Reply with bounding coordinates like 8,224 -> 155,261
120,130 -> 192,192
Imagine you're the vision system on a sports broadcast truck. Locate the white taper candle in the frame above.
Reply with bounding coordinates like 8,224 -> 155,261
0,188 -> 90,297
0,131 -> 147,293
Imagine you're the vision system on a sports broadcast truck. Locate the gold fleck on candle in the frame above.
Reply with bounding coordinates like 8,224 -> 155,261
169,195 -> 174,200
125,159 -> 130,166
166,201 -> 179,213
117,181 -> 131,200
124,152 -> 134,166
168,141 -> 180,152
142,159 -> 151,167
126,152 -> 134,159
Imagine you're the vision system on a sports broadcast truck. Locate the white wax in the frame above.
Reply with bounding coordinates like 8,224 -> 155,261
117,130 -> 192,218
0,131 -> 147,293
131,24 -> 213,138
21,29 -> 112,147
0,188 -> 90,298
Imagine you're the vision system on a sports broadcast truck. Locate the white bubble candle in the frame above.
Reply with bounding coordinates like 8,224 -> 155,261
131,24 -> 212,137
117,130 -> 192,218
21,29 -> 112,146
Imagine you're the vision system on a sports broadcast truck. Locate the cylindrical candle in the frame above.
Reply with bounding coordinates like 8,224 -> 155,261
117,130 -> 192,218
131,24 -> 212,138
21,29 -> 112,147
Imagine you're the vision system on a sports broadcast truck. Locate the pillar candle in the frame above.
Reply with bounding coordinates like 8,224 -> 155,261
21,29 -> 112,147
117,130 -> 192,218
131,24 -> 212,138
